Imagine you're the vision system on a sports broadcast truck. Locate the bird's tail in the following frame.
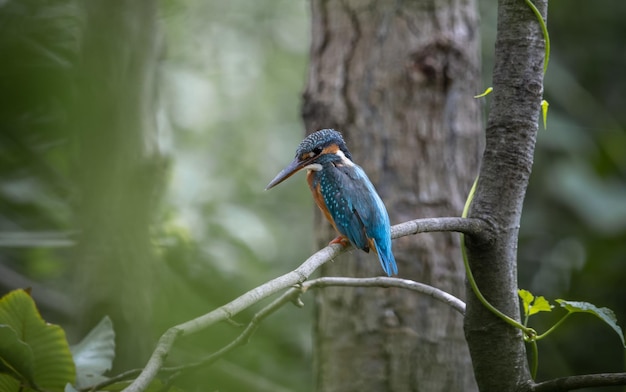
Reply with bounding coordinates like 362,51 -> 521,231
373,240 -> 398,276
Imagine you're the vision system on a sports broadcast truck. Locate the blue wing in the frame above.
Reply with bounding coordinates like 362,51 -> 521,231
319,163 -> 398,276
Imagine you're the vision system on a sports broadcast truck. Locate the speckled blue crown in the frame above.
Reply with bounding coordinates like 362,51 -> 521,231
296,129 -> 352,160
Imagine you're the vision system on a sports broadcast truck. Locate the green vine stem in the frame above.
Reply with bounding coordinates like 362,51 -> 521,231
524,308 -> 531,327
535,313 -> 572,340
524,0 -> 550,74
461,178 -> 536,338
529,339 -> 539,379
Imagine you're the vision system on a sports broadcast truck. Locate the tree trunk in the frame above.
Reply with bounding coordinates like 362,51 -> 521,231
302,0 -> 482,390
71,0 -> 164,370
463,0 -> 547,391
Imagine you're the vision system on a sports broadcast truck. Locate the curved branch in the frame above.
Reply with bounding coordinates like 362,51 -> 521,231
167,277 -> 465,384
102,275 -> 465,391
532,373 -> 626,392
83,289 -> 301,391
122,216 -> 480,392
302,277 -> 466,315
122,245 -> 341,392
391,216 -> 487,239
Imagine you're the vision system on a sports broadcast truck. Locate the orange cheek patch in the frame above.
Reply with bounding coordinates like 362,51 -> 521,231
321,144 -> 339,155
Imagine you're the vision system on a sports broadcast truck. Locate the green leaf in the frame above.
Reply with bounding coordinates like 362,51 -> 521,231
0,324 -> 35,382
529,296 -> 552,316
70,316 -> 115,388
519,289 -> 552,317
518,289 -> 534,317
0,289 -> 75,391
473,86 -> 493,98
0,375 -> 21,391
556,299 -> 626,348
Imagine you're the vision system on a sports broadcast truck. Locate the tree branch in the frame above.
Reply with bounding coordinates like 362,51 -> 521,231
122,246 -> 339,392
166,287 -> 303,374
122,216 -> 484,392
87,289 -> 303,391
531,373 -> 626,392
166,277 -> 465,387
97,274 -> 466,391
391,216 -> 488,240
302,277 -> 466,315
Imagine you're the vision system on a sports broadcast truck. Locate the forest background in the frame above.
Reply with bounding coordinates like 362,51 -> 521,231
0,0 -> 625,391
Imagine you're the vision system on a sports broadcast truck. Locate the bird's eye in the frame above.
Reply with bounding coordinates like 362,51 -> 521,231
312,147 -> 323,155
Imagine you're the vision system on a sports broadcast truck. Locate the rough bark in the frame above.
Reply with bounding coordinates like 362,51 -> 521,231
463,0 -> 547,391
302,0 -> 482,391
71,0 -> 164,370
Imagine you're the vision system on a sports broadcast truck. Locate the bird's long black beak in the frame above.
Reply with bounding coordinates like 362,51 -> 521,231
265,157 -> 307,190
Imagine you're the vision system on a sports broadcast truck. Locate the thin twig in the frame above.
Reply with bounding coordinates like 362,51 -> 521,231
148,276 -> 465,386
166,289 -> 302,375
122,246 -> 342,392
532,372 -> 626,392
84,369 -> 142,392
302,276 -> 466,315
122,216 -> 485,392
85,289 -> 299,391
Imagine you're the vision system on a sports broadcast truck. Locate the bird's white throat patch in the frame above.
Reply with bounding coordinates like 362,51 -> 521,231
304,163 -> 323,172
334,149 -> 354,166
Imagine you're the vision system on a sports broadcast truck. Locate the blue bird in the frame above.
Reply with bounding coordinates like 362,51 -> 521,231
266,129 -> 398,276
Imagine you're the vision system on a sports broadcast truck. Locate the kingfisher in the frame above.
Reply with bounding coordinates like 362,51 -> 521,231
265,129 -> 397,276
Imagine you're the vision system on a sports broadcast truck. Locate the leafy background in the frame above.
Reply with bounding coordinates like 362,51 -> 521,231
0,0 -> 624,391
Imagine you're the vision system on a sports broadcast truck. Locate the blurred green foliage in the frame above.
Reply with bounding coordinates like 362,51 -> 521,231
0,0 -> 624,391
0,289 -> 75,391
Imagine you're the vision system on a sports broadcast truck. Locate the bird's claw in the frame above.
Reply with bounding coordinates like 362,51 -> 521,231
329,235 -> 349,247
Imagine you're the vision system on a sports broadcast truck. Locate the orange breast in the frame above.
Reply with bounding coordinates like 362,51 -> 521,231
307,171 -> 340,234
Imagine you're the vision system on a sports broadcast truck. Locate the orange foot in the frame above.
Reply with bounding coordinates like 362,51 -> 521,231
329,235 -> 350,247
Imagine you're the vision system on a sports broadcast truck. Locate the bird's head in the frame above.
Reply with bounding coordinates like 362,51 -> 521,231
265,129 -> 353,190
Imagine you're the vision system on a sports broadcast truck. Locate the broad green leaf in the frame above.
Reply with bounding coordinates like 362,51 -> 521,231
529,296 -> 552,316
556,299 -> 626,348
70,316 -> 115,388
518,289 -> 534,317
0,289 -> 75,391
0,375 -> 21,391
0,325 -> 35,382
